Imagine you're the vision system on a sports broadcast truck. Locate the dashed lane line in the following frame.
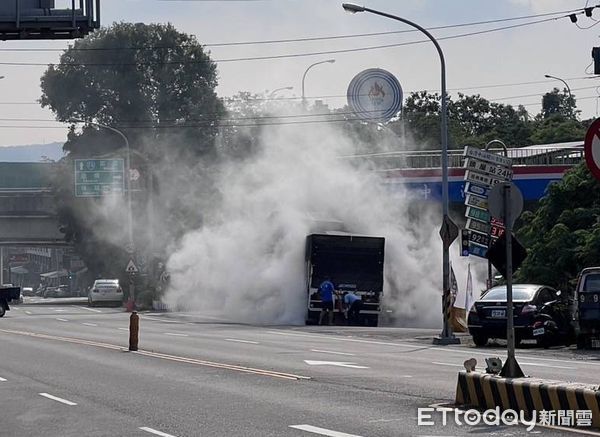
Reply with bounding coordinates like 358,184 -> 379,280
74,305 -> 102,313
82,323 -> 98,327
289,424 -> 364,437
164,333 -> 189,337
310,349 -> 355,356
25,311 -> 32,315
0,328 -> 310,381
267,330 -> 598,368
225,338 -> 259,344
56,318 -> 69,322
0,376 -> 7,382
39,393 -> 77,406
140,427 -> 178,437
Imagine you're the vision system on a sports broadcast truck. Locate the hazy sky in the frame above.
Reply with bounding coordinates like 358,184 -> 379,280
0,0 -> 598,146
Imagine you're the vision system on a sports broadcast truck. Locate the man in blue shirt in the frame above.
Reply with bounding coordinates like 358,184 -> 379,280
343,291 -> 363,325
318,278 -> 335,326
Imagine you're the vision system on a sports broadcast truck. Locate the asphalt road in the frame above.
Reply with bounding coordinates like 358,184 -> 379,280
1,298 -> 599,437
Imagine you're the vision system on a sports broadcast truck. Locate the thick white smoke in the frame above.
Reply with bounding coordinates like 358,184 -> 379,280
164,117 -> 485,326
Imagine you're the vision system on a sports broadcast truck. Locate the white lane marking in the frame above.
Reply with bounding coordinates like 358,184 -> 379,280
118,327 -> 129,331
75,305 -> 102,313
82,323 -> 98,327
432,362 -> 462,368
225,338 -> 259,344
0,376 -> 7,381
268,330 -> 600,368
12,307 -> 20,310
39,393 -> 77,406
304,360 -> 369,369
25,311 -> 32,315
139,427 -> 178,437
164,333 -> 189,337
310,349 -> 355,356
268,330 -> 414,348
518,361 -> 576,370
289,424 -> 363,437
56,318 -> 69,322
54,309 -> 66,312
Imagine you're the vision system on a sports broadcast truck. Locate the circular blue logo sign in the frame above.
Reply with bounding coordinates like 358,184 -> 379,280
347,68 -> 403,123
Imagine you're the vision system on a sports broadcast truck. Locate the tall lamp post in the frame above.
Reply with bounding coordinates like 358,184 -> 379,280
342,4 -> 456,344
302,59 -> 335,105
71,119 -> 135,304
269,86 -> 293,99
544,74 -> 573,117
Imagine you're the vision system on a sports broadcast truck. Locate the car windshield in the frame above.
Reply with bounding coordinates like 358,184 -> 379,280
481,286 -> 538,301
583,273 -> 600,292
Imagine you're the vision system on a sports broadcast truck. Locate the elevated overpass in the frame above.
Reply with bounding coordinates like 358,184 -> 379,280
0,162 -> 66,246
0,142 -> 585,246
356,141 -> 584,202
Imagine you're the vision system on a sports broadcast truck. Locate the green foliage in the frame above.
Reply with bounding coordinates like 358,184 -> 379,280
41,22 -> 224,159
43,22 -> 224,282
399,90 -> 585,150
516,164 -> 600,290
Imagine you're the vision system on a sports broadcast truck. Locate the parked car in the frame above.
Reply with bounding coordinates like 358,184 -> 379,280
88,279 -> 123,307
467,284 -> 574,347
574,267 -> 600,349
22,287 -> 34,296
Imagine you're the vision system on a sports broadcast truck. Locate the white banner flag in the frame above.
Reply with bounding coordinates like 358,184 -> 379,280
465,264 -> 474,313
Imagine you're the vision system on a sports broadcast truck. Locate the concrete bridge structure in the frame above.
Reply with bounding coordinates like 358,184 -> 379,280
0,162 -> 65,246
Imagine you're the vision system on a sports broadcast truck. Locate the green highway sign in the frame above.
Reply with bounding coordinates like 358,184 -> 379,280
74,159 -> 124,197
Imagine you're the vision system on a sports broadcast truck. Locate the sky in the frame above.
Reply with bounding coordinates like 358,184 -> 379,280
0,0 -> 599,147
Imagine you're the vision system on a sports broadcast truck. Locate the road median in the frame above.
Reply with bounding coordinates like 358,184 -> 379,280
455,370 -> 600,428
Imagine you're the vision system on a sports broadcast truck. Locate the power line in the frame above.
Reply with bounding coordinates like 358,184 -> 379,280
0,7 -> 585,53
0,13 -> 582,67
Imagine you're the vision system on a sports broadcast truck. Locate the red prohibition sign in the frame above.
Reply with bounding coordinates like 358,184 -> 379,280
584,117 -> 600,181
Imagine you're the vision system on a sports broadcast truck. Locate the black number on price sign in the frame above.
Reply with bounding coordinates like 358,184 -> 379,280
470,232 -> 491,247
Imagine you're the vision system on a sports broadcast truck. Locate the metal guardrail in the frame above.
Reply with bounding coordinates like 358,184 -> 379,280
342,147 -> 584,170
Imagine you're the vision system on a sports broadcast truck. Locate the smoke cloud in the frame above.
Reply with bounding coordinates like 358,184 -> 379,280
163,112 -> 486,327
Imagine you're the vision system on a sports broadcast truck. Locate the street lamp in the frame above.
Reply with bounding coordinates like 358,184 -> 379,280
544,74 -> 573,116
70,119 -> 135,303
301,59 -> 335,104
268,86 -> 293,99
342,4 -> 455,344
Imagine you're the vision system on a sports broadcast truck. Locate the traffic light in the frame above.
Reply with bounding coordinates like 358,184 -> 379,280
592,47 -> 600,75
461,229 -> 470,257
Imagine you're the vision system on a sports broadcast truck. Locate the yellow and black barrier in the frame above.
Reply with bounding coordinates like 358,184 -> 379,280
455,371 -> 600,428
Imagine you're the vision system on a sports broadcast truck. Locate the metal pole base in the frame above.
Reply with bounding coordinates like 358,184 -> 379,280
433,336 -> 461,345
499,355 -> 525,378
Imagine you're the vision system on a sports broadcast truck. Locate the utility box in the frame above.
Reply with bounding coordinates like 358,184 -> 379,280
0,0 -> 100,40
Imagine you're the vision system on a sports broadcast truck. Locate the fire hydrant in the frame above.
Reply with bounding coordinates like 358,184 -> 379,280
129,311 -> 139,351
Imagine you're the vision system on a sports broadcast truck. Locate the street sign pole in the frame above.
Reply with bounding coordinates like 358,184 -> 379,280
500,183 -> 524,378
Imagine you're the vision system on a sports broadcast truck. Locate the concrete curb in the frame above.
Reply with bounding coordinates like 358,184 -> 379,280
455,371 -> 600,428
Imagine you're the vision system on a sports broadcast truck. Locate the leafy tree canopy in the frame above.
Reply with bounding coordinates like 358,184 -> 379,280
41,22 -> 224,159
516,164 -> 600,290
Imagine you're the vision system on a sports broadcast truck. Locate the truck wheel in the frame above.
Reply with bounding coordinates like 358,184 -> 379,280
472,333 -> 488,347
368,316 -> 379,327
0,300 -> 6,318
576,335 -> 587,349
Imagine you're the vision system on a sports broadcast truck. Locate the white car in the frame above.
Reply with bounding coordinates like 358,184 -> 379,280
88,279 -> 123,307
